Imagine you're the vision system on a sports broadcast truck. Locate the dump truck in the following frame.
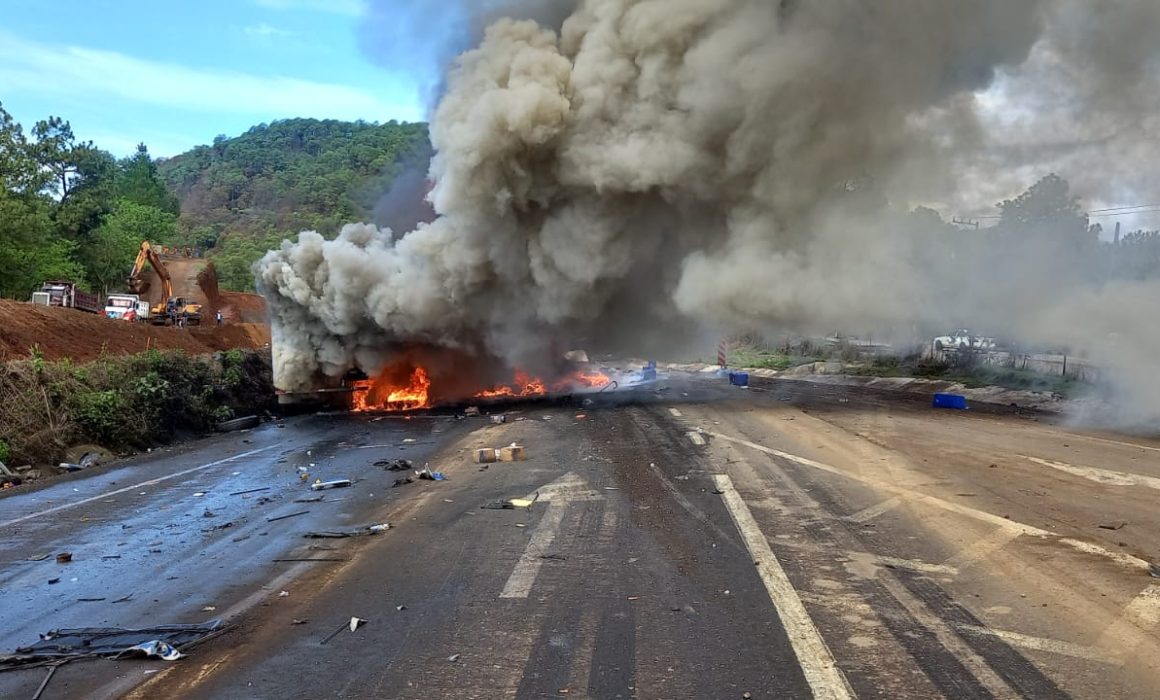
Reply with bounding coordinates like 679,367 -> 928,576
127,241 -> 204,326
30,281 -> 102,314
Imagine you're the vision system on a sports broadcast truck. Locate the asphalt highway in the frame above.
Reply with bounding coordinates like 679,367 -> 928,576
2,373 -> 1159,699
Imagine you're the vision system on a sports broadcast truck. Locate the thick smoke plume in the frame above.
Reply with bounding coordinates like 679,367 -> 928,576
259,0 -> 1160,426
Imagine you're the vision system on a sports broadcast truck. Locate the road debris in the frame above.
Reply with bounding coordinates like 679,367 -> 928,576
482,492 -> 539,510
320,617 -> 367,645
393,477 -> 415,488
933,393 -> 968,410
292,619 -> 309,625
1098,521 -> 1127,530
303,524 -> 390,539
728,371 -> 749,387
396,605 -> 407,612
475,448 -> 498,464
266,510 -> 310,523
47,578 -> 60,585
418,466 -> 446,481
30,662 -> 60,700
498,444 -> 527,462
201,606 -> 217,612
230,487 -> 272,496
112,595 -> 133,603
295,496 -> 325,503
311,479 -> 352,491
55,552 -> 72,564
77,598 -> 106,602
0,621 -> 223,668
279,591 -> 289,597
375,459 -> 413,471
687,431 -> 707,446
448,654 -> 461,662
491,414 -> 507,424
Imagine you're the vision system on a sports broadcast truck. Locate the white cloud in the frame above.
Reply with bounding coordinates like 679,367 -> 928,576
244,23 -> 296,39
253,0 -> 366,16
0,31 -> 421,124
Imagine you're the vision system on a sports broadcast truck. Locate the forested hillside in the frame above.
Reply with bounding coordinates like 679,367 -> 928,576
0,103 -> 180,298
159,118 -> 432,290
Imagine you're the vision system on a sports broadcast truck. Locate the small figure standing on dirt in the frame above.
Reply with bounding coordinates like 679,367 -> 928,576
215,310 -> 223,326
177,313 -> 185,329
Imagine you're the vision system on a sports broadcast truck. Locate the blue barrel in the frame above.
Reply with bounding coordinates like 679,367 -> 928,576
729,372 -> 750,387
932,393 -> 967,410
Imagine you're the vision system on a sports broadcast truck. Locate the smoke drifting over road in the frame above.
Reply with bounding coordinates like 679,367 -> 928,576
259,0 -> 1160,425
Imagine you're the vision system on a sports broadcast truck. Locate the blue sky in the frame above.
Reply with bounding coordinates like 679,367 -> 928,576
0,0 -> 426,157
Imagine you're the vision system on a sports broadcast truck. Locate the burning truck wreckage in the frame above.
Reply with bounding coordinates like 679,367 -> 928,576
9,2 -> 1160,698
253,0 -> 1160,429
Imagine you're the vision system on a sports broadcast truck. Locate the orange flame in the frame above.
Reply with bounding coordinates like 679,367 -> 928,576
352,367 -> 431,412
474,369 -> 610,399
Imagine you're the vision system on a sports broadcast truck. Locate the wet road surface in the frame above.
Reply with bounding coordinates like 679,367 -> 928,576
3,374 -> 1160,699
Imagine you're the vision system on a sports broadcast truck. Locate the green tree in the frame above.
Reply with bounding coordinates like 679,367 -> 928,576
0,104 -> 86,297
118,143 -> 180,214
996,173 -> 1093,242
83,199 -> 177,293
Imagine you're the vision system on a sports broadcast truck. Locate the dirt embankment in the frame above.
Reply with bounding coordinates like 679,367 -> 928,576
0,299 -> 270,363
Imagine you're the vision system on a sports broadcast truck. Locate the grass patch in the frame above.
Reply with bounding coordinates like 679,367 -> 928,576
0,349 -> 274,466
846,356 -> 1084,396
727,345 -> 823,371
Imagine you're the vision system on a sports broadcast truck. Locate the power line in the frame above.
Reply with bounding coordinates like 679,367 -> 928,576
967,205 -> 1160,221
1088,203 -> 1160,214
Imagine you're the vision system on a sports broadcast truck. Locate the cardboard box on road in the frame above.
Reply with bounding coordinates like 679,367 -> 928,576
498,445 -> 527,462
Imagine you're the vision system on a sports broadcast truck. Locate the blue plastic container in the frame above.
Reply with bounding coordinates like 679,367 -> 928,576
932,393 -> 968,410
729,372 -> 750,387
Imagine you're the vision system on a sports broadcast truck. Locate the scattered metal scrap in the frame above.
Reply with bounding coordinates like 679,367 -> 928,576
229,487 -> 272,496
266,511 -> 310,523
0,621 -> 224,671
302,524 -> 390,539
311,479 -> 352,491
374,459 -> 413,472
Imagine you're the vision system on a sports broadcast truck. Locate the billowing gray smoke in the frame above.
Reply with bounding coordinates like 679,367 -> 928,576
258,0 -> 1160,425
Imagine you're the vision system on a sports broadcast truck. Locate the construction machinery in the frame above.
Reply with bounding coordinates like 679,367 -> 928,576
104,293 -> 151,321
31,281 -> 102,314
127,241 -> 204,326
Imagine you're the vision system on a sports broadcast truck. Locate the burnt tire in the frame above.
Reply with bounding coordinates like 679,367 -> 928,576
216,415 -> 260,432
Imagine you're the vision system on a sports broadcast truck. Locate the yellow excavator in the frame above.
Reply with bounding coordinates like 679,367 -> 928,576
127,241 -> 203,326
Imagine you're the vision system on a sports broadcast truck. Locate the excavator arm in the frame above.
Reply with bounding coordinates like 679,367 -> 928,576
127,241 -> 173,301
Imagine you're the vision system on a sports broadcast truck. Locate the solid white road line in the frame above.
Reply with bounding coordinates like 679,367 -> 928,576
1096,585 -> 1160,650
954,624 -> 1122,665
1023,455 -> 1160,490
713,474 -> 855,700
0,445 -> 278,529
500,501 -> 568,599
710,431 -> 1152,573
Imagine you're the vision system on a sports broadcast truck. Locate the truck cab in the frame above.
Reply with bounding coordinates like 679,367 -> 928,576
105,294 -> 150,321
